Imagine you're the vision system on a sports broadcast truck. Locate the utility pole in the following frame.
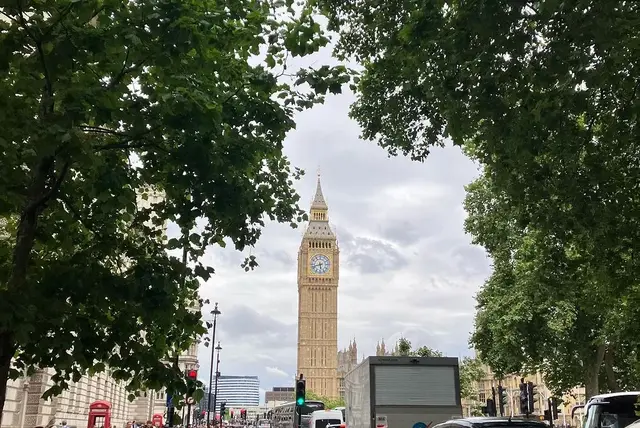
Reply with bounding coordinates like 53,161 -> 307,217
207,303 -> 221,427
212,342 -> 222,424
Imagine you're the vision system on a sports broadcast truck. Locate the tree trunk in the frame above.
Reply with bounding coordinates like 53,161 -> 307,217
0,331 -> 17,426
604,347 -> 620,392
9,156 -> 56,291
585,344 -> 606,399
1,157 -> 63,422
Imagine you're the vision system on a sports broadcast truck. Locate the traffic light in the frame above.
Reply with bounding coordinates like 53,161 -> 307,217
295,379 -> 306,406
527,382 -> 537,414
241,409 -> 247,420
519,379 -> 529,415
486,398 -> 497,417
186,369 -> 198,398
220,402 -> 227,418
498,385 -> 508,416
230,410 -> 234,418
550,397 -> 562,419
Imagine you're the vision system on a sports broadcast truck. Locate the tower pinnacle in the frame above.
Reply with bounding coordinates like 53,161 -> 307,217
305,173 -> 333,236
311,173 -> 328,210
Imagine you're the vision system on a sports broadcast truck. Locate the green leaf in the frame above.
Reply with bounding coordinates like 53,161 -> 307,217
265,55 -> 276,68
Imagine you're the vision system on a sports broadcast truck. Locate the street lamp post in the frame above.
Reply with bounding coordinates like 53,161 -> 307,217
212,342 -> 222,425
207,303 -> 221,427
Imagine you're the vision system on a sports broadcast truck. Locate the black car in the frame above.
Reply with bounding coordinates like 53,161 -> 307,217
433,417 -> 548,428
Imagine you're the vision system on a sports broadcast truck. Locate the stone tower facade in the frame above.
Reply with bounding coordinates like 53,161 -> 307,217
297,174 -> 339,398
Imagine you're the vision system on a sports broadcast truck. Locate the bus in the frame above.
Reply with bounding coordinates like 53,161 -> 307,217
271,400 -> 325,428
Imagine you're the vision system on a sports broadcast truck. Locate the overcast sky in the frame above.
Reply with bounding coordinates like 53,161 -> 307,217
171,49 -> 491,403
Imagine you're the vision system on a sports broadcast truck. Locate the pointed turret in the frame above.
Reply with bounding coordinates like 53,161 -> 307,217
311,173 -> 328,210
376,338 -> 387,356
304,172 -> 335,239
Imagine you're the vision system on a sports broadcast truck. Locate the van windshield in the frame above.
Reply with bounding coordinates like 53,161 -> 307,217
585,395 -> 640,428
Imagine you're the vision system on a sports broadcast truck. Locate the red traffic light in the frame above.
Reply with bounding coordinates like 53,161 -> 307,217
187,369 -> 197,379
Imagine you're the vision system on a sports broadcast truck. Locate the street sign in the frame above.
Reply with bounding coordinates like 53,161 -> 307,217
186,397 -> 195,405
375,415 -> 388,428
167,394 -> 173,407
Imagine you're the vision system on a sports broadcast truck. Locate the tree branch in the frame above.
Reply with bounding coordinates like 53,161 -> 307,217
80,125 -> 130,137
14,3 -> 54,115
222,87 -> 244,105
41,3 -> 76,39
58,20 -> 102,81
90,126 -> 165,152
94,140 -> 167,153
24,160 -> 71,216
108,55 -> 150,90
59,195 -> 99,236
108,48 -> 131,89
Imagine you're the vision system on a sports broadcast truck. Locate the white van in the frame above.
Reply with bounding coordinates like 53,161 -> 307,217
309,410 -> 344,428
333,407 -> 346,422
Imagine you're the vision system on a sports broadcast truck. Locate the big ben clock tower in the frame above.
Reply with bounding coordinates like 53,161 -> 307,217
297,173 -> 339,398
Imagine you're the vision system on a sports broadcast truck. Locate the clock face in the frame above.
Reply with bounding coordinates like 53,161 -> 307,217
310,254 -> 330,275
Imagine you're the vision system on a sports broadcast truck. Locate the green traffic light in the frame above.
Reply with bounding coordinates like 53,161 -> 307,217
296,398 -> 305,405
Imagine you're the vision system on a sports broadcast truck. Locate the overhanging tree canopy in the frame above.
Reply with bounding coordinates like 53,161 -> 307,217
317,0 -> 640,280
316,0 -> 640,397
0,0 -> 349,420
466,173 -> 640,397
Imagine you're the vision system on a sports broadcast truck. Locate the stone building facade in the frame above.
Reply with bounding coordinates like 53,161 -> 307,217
2,346 -> 198,428
1,189 -> 200,428
461,363 -> 587,425
296,175 -> 339,398
375,339 -> 389,356
336,340 -> 358,399
264,387 -> 294,407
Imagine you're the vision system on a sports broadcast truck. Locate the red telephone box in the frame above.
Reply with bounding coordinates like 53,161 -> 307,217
87,400 -> 112,428
152,414 -> 163,427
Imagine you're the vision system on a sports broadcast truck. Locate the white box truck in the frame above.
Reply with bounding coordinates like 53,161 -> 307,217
344,356 -> 462,428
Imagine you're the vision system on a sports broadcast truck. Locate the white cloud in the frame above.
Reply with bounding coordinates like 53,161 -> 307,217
265,367 -> 290,378
194,47 -> 490,393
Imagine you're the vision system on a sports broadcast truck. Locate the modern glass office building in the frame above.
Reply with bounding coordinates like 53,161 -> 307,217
200,376 -> 260,412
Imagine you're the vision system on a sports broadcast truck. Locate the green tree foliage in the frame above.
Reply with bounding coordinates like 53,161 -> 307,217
465,174 -> 640,398
393,337 -> 414,356
0,0 -> 349,419
306,390 -> 345,409
316,0 -> 640,398
392,337 -> 444,357
459,357 -> 485,401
